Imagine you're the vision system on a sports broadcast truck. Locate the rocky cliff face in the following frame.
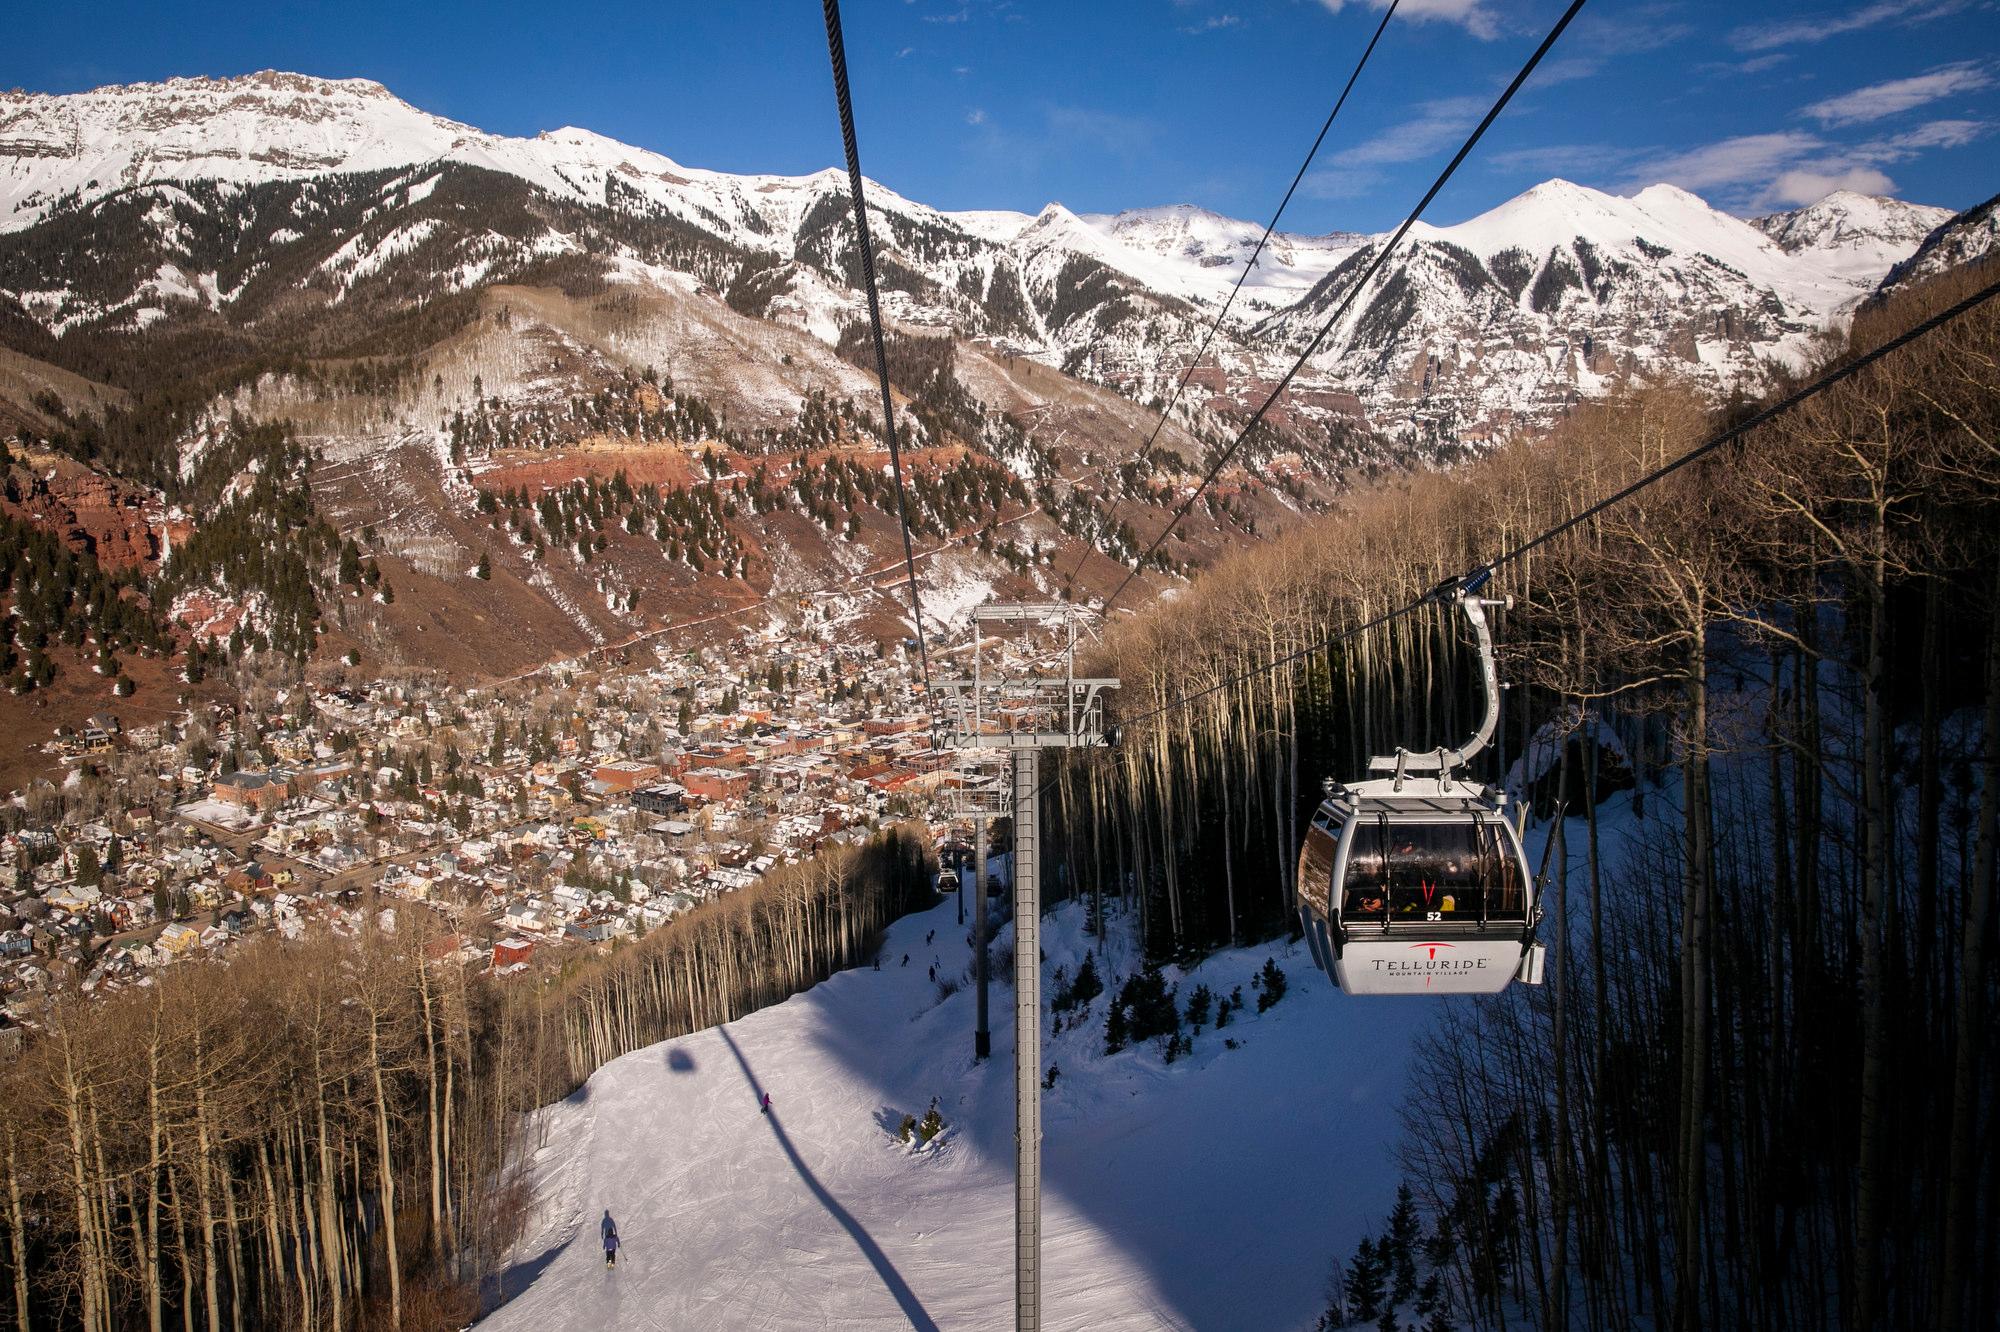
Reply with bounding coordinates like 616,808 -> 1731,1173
3,463 -> 172,573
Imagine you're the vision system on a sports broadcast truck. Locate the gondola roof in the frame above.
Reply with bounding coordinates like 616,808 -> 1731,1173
1321,776 -> 1512,817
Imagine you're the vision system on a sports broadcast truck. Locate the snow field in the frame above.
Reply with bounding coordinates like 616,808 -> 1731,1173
483,896 -> 1433,1330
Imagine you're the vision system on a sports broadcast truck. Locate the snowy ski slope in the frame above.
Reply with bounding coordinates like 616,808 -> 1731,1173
480,898 -> 1433,1331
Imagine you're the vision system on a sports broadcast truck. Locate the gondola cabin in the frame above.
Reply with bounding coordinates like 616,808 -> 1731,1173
937,868 -> 961,898
1297,776 -> 1543,995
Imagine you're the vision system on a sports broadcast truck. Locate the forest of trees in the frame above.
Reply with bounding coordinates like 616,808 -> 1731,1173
1042,262 -> 2000,1330
0,827 -> 934,1331
478,470 -> 749,580
2,408 -> 339,689
158,419 -> 340,664
0,511 -> 167,694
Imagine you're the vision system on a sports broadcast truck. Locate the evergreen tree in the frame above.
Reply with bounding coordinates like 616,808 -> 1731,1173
1388,1184 -> 1421,1305
678,698 -> 693,734
1415,1274 -> 1443,1320
475,551 -> 491,580
1185,983 -> 1213,1031
1069,949 -> 1102,1007
1423,1216 -> 1453,1269
917,1100 -> 946,1144
73,845 -> 99,887
1256,958 -> 1289,1012
1118,965 -> 1180,1043
1103,993 -> 1128,1055
1345,1236 -> 1386,1324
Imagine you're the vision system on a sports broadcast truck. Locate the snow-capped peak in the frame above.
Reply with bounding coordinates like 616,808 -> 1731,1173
1628,181 -> 1714,212
0,70 -> 485,229
1752,190 -> 1954,286
0,70 -> 1969,445
1420,178 -> 1743,261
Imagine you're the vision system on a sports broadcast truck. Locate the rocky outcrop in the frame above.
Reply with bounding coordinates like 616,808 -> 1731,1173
1873,192 -> 2000,300
3,469 -> 166,572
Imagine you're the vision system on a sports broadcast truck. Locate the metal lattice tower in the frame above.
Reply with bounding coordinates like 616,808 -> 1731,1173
949,751 -> 1012,1059
939,603 -> 1115,1332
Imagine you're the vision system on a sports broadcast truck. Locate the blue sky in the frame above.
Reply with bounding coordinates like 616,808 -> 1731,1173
7,0 -> 1997,230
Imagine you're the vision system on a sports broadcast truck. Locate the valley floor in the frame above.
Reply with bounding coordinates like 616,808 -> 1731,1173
480,897 -> 1431,1331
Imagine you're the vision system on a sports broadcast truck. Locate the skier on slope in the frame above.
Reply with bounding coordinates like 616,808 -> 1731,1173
760,1092 -> 773,1115
601,1211 -> 619,1268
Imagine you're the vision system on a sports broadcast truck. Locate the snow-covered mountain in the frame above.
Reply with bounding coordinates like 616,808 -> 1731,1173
0,71 -> 1971,444
1875,190 -> 2000,298
1078,204 -> 1368,314
1752,189 -> 1954,287
1245,179 -> 1955,434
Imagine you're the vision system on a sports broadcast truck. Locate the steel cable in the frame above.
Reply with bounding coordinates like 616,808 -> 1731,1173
1100,0 -> 1593,617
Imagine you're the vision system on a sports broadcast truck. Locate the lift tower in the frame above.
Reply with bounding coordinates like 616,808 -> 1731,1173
949,751 -> 1012,1060
939,604 -> 1116,1332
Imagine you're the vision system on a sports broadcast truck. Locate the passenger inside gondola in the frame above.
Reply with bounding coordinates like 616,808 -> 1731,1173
1345,819 -> 1526,922
1342,834 -> 1391,919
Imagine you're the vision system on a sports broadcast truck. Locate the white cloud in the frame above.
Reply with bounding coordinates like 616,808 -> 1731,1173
1485,142 -> 1637,176
1704,53 -> 1792,76
1329,96 -> 1488,168
1865,117 -> 1989,151
1043,105 -> 1157,158
1803,62 -> 1994,126
1622,132 -> 1827,196
965,108 -> 988,126
1179,13 -> 1241,34
1616,117 -> 1992,209
1301,96 -> 1487,198
1768,166 -> 1898,204
1317,0 -> 1499,40
1730,0 -> 1968,52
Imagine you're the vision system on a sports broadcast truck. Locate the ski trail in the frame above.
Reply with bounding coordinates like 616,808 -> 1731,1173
479,897 -> 1429,1330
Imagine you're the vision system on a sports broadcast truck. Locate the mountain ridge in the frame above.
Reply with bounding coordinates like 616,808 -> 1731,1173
0,71 -> 1955,442
0,69 -> 1985,710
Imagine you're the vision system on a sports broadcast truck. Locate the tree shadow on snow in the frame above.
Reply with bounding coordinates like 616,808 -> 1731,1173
475,1081 -> 594,1320
665,1045 -> 697,1072
479,1233 -> 570,1317
792,901 -> 1431,1330
717,1026 -> 942,1332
